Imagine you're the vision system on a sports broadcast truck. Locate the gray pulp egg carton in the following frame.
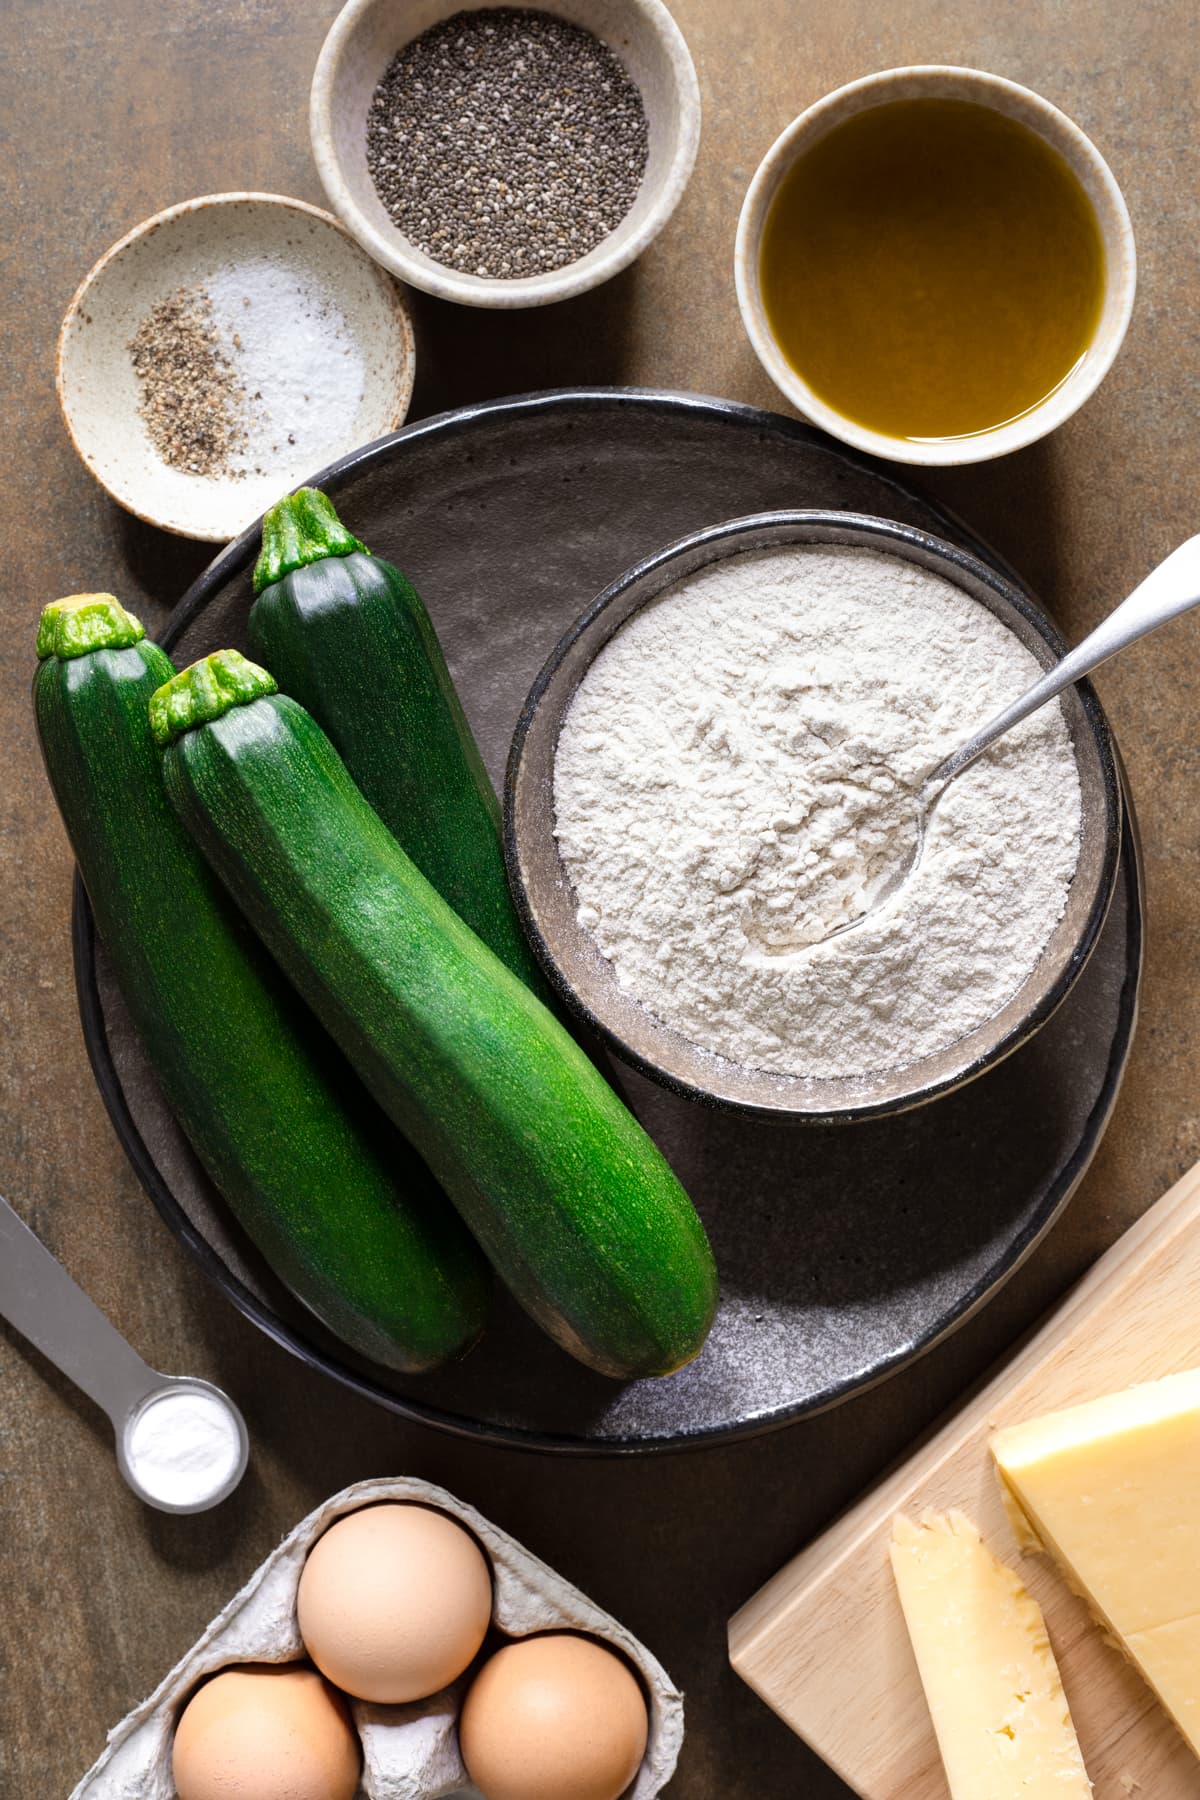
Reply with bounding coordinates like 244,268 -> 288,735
69,1475 -> 684,1799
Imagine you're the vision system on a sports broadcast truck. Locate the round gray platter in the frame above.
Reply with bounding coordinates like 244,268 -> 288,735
74,389 -> 1143,1453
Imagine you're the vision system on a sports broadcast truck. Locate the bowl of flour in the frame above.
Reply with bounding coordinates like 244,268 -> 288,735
505,513 -> 1121,1121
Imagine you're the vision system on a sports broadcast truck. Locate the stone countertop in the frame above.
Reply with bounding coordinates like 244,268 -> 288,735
1,2 -> 1197,1795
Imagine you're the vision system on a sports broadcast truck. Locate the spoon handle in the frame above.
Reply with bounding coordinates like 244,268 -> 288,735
0,1192 -> 157,1425
932,533 -> 1200,792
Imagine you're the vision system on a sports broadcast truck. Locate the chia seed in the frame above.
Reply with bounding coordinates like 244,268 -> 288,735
128,287 -> 249,478
365,8 -> 650,280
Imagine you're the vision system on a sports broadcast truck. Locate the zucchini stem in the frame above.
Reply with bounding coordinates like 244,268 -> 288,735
37,594 -> 144,660
254,488 -> 369,595
150,650 -> 277,746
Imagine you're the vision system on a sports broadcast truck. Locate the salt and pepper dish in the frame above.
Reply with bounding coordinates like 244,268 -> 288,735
0,1191 -> 247,1513
56,193 -> 416,542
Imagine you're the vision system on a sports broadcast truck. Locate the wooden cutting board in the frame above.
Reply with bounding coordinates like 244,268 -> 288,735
728,1160 -> 1200,1799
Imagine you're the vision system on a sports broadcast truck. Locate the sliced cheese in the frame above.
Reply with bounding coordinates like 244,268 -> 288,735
991,1366 -> 1200,1759
889,1509 -> 1092,1799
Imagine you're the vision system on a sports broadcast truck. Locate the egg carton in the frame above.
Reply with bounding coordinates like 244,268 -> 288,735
69,1476 -> 683,1800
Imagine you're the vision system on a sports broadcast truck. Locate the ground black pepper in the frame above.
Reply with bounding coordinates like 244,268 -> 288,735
128,288 -> 248,477
365,8 -> 650,280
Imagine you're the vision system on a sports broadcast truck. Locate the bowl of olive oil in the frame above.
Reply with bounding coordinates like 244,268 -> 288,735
735,67 -> 1135,465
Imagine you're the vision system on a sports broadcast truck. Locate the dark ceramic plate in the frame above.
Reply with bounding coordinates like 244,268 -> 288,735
73,389 -> 1144,1453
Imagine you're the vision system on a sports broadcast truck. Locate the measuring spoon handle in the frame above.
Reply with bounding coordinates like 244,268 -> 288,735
0,1193 -> 157,1425
932,533 -> 1200,793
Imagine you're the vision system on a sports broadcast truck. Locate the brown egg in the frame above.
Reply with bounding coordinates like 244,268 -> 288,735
171,1663 -> 359,1800
297,1502 -> 493,1704
459,1633 -> 650,1800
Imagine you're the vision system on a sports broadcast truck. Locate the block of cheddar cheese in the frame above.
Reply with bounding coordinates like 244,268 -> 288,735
991,1366 -> 1200,1760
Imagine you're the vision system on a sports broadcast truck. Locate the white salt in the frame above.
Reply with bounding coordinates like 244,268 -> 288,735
204,258 -> 366,477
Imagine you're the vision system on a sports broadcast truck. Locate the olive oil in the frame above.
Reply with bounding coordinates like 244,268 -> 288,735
760,99 -> 1106,441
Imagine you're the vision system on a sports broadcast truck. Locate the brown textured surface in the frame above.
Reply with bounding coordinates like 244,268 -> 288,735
0,2 -> 1196,1795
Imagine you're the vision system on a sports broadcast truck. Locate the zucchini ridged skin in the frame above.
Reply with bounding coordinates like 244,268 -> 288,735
249,541 -> 548,996
161,691 -> 719,1380
35,637 -> 489,1372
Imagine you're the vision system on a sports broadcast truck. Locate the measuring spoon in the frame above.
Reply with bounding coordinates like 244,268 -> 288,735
0,1192 -> 248,1513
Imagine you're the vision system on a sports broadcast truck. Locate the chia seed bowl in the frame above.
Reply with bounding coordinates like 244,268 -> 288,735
310,0 -> 701,308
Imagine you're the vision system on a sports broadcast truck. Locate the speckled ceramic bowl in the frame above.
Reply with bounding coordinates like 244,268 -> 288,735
310,0 -> 700,308
735,67 -> 1137,466
505,511 -> 1123,1123
57,193 -> 415,541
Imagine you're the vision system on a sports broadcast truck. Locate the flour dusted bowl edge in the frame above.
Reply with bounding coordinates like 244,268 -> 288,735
504,511 -> 1121,1124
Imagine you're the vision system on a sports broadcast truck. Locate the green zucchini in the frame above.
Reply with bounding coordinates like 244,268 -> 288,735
249,488 -> 546,994
34,596 -> 488,1373
153,651 -> 718,1379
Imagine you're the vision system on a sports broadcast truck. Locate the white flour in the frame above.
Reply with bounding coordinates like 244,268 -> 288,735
553,545 -> 1082,1079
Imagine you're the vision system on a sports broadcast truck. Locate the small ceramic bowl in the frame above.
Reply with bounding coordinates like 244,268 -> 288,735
735,67 -> 1136,466
505,512 -> 1122,1124
310,0 -> 701,308
57,193 -> 416,542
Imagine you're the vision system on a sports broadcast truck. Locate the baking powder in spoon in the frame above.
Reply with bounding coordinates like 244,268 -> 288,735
125,1387 -> 244,1509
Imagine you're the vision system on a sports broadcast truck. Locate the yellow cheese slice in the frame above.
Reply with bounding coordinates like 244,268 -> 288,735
991,1367 -> 1200,1759
889,1510 -> 1092,1799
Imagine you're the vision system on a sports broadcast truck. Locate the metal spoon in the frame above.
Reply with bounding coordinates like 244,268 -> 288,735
0,1192 -> 248,1513
822,533 -> 1200,942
